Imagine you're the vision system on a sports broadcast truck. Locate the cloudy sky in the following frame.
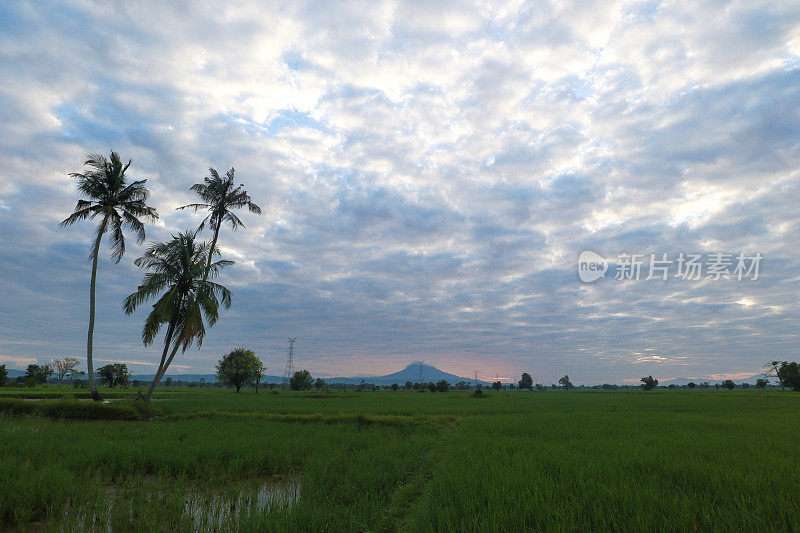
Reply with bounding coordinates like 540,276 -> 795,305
1,0 -> 799,384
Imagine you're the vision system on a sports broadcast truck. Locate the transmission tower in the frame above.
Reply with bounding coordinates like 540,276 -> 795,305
474,370 -> 479,388
418,361 -> 424,383
283,337 -> 297,384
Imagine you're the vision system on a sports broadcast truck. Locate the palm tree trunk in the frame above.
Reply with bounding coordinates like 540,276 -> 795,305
152,320 -> 176,381
141,320 -> 177,401
143,338 -> 182,401
202,224 -> 221,283
87,215 -> 108,402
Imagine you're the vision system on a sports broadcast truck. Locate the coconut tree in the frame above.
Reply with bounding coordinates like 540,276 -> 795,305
123,231 -> 232,401
177,167 -> 261,282
60,152 -> 158,400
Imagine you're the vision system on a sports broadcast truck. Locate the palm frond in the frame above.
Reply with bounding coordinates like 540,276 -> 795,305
222,211 -> 245,230
60,202 -> 100,227
88,213 -> 109,260
176,202 -> 211,212
121,210 -> 146,243
109,212 -> 126,263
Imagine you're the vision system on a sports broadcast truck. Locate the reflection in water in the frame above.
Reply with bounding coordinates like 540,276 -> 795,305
184,476 -> 301,529
27,476 -> 300,531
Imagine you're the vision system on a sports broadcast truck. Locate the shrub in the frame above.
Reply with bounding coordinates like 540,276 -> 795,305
0,398 -> 162,420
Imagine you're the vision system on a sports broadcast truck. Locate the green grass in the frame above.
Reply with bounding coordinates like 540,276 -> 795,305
1,387 -> 799,531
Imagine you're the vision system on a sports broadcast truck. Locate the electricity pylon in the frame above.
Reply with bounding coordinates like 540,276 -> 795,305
283,337 -> 297,385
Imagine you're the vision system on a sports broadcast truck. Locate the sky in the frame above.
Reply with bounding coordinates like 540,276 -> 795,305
0,0 -> 799,384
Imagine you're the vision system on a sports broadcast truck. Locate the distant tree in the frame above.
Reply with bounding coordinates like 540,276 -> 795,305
390,383 -> 399,391
667,384 -> 676,389
535,384 -> 546,391
290,370 -> 314,391
164,377 -> 173,387
601,383 -> 616,390
764,361 -> 782,388
777,362 -> 800,391
216,348 -> 262,392
53,357 -> 81,383
315,378 -> 326,391
558,375 -> 573,390
61,152 -> 158,401
741,382 -> 750,389
700,381 -> 710,389
509,383 -> 515,390
687,382 -> 696,389
404,381 -> 413,390
436,379 -> 450,392
721,379 -> 736,390
640,375 -> 658,391
412,382 -> 421,391
253,361 -> 265,393
0,364 -> 6,387
492,381 -> 502,391
97,363 -> 130,387
518,372 -> 533,390
427,382 -> 437,392
25,364 -> 53,385
755,378 -> 768,389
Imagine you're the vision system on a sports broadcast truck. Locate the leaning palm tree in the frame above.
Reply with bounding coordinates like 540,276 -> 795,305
60,152 -> 158,400
123,231 -> 232,401
177,167 -> 261,282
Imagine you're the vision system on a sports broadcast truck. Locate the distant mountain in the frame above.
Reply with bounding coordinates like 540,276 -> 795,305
326,362 -> 487,386
659,374 -> 764,386
128,363 -> 480,386
5,368 -> 24,378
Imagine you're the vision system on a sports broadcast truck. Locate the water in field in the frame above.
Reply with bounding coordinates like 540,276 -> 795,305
19,475 -> 300,531
184,476 -> 301,530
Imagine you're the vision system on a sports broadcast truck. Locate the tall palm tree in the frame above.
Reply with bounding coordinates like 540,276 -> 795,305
60,152 -> 158,400
177,167 -> 261,281
123,231 -> 232,401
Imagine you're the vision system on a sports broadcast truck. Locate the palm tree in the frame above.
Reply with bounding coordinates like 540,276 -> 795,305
60,152 -> 158,400
177,167 -> 261,282
123,231 -> 232,401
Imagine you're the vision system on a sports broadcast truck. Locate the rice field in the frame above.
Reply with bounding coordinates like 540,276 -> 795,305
1,387 -> 799,531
